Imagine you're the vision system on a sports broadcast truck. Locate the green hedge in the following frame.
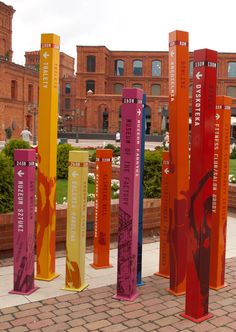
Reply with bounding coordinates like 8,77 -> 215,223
143,150 -> 162,198
2,139 -> 31,166
230,147 -> 236,159
0,153 -> 14,213
57,143 -> 75,179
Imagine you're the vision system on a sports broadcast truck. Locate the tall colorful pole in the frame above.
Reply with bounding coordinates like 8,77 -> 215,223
114,88 -> 143,301
10,149 -> 38,295
182,49 -> 217,322
168,30 -> 189,295
36,34 -> 60,281
91,149 -> 113,269
137,93 -> 146,286
155,151 -> 170,278
210,96 -> 232,290
64,151 -> 89,291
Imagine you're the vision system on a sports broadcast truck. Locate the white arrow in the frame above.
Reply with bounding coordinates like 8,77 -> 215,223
72,171 -> 78,177
170,50 -> 175,57
216,113 -> 220,120
17,170 -> 24,177
96,165 -> 99,170
137,109 -> 141,116
43,51 -> 50,59
196,71 -> 203,80
164,168 -> 169,174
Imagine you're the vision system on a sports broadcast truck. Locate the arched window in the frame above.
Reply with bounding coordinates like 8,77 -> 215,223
28,84 -> 33,102
114,83 -> 124,94
228,62 -> 236,77
114,60 -> 124,76
151,84 -> 161,96
65,83 -> 71,94
87,55 -> 96,72
132,83 -> 142,89
133,60 -> 142,76
152,60 -> 161,76
226,86 -> 236,98
86,80 -> 95,93
11,80 -> 17,99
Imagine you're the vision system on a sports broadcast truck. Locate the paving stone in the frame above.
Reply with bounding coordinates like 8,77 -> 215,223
26,318 -> 54,330
84,312 -> 110,323
84,319 -> 111,330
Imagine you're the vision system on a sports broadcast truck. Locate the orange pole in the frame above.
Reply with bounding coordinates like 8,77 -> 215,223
155,151 -> 170,278
210,96 -> 232,290
91,149 -> 113,269
168,30 -> 189,295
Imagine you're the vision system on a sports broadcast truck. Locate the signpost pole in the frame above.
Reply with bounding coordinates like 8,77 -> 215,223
10,149 -> 38,295
210,96 -> 232,290
114,88 -> 143,301
63,151 -> 89,291
181,49 -> 217,322
36,33 -> 60,281
91,149 -> 113,269
168,30 -> 189,295
137,93 -> 146,286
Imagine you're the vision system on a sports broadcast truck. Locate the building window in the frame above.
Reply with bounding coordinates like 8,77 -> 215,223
11,80 -> 17,99
65,83 -> 71,94
189,61 -> 193,77
114,60 -> 124,76
226,86 -> 236,98
152,60 -> 161,76
228,62 -> 236,77
65,98 -> 71,109
114,83 -> 123,94
151,84 -> 161,96
87,55 -> 96,72
133,60 -> 142,76
28,84 -> 33,102
86,80 -> 95,93
132,83 -> 142,89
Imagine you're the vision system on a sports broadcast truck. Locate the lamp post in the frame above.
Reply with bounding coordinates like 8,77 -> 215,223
28,103 -> 38,145
75,109 -> 79,143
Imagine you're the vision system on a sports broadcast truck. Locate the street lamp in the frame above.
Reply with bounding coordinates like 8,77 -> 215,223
75,109 -> 79,143
28,103 -> 38,145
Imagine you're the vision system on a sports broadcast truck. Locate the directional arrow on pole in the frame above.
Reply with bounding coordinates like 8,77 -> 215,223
164,168 -> 169,174
196,71 -> 203,80
43,52 -> 50,59
17,170 -> 24,177
170,50 -> 175,57
137,108 -> 141,116
216,113 -> 220,120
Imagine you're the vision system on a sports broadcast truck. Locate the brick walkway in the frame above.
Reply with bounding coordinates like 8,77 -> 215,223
1,257 -> 236,331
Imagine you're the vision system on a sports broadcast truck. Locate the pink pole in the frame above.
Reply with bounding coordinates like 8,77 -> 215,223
10,149 -> 39,295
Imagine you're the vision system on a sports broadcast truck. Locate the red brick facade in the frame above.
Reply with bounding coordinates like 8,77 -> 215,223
0,1 -> 14,61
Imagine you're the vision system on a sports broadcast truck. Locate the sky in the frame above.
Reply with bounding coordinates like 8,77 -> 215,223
3,0 -> 236,65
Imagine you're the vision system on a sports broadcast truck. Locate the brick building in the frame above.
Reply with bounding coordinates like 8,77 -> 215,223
0,1 -> 39,141
1,0 -> 236,139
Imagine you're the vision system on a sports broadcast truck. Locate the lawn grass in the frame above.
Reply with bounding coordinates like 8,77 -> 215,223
229,159 -> 236,179
56,179 -> 95,204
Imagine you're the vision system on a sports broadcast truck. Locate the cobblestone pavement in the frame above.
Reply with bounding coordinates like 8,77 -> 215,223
1,257 -> 236,331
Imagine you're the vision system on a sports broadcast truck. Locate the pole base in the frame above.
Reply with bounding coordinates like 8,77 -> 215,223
166,288 -> 185,296
154,271 -> 170,279
137,281 -> 145,287
62,283 -> 88,292
113,292 -> 138,302
90,263 -> 113,270
9,286 -> 39,296
35,273 -> 60,281
180,312 -> 213,323
210,283 -> 228,290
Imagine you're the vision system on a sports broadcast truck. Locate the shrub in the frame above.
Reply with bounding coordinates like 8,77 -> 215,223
104,143 -> 120,157
143,150 -> 162,198
230,147 -> 236,159
0,153 -> 14,213
2,139 -> 31,166
57,143 -> 74,179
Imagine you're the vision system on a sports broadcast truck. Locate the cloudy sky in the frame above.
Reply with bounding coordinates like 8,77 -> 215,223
4,0 -> 236,65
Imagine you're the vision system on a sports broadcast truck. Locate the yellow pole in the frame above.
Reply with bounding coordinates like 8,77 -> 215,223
63,151 -> 89,291
36,33 -> 60,281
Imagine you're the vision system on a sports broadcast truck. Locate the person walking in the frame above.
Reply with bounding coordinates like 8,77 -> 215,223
20,127 -> 32,143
